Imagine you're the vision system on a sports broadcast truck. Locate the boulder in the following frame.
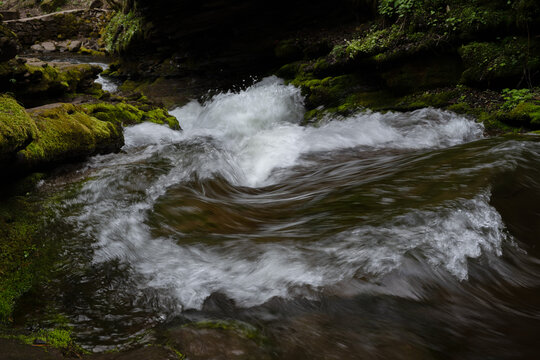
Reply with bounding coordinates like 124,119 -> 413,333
30,43 -> 44,52
67,39 -> 81,52
56,40 -> 70,52
41,41 -> 56,52
16,104 -> 124,170
164,321 -> 272,360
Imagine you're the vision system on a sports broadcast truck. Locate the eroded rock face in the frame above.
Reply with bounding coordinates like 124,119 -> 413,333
4,9 -> 109,47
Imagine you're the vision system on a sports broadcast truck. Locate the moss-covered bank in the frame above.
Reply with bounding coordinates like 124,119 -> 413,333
272,0 -> 540,131
0,185 -> 50,323
1,95 -> 180,177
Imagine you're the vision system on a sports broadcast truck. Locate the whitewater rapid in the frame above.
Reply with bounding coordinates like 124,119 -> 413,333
60,76 -> 519,313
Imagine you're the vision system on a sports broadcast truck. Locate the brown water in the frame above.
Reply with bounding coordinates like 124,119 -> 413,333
16,77 -> 540,359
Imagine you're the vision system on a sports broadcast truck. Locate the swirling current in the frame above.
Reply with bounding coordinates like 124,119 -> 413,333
24,77 -> 540,358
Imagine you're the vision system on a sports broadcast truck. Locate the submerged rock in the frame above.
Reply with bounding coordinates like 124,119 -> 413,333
164,321 -> 272,360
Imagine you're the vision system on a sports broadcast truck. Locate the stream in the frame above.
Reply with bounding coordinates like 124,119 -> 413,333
16,76 -> 540,358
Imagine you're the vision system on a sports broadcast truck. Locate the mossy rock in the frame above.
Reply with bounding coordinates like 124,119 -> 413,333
497,101 -> 540,129
164,320 -> 272,360
0,95 -> 37,162
16,104 -> 123,169
460,38 -> 540,88
81,102 -> 180,129
0,193 -> 50,323
291,74 -> 360,109
0,60 -> 102,102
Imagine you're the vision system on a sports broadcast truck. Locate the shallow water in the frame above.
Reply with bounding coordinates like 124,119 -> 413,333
22,77 -> 540,358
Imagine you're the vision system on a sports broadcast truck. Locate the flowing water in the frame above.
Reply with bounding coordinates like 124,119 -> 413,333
23,77 -> 540,358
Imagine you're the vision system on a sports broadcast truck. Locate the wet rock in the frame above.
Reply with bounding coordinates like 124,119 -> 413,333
86,346 -> 179,360
165,324 -> 272,360
271,313 -> 435,360
0,338 -> 63,360
202,292 -> 237,315
56,40 -> 70,52
32,338 -> 47,345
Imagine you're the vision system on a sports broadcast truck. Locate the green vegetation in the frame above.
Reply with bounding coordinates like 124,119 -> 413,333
502,88 -> 534,109
0,95 -> 37,159
0,192 -> 48,323
460,38 -> 540,87
2,326 -> 86,355
17,104 -> 123,168
186,320 -> 268,346
102,11 -> 144,54
0,59 -> 102,100
82,102 -> 180,129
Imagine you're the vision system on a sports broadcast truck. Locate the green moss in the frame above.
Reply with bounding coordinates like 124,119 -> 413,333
81,103 -> 180,129
0,194 -> 50,323
397,89 -> 459,110
291,74 -> 359,109
78,46 -> 106,57
187,320 -> 267,346
345,25 -> 406,59
17,104 -> 123,168
4,62 -> 102,99
1,327 -> 86,355
460,38 -> 540,87
500,101 -> 540,128
0,95 -> 37,160
102,11 -> 144,54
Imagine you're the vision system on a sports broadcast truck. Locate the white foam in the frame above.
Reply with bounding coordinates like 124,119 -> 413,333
125,76 -> 485,187
87,191 -> 508,310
